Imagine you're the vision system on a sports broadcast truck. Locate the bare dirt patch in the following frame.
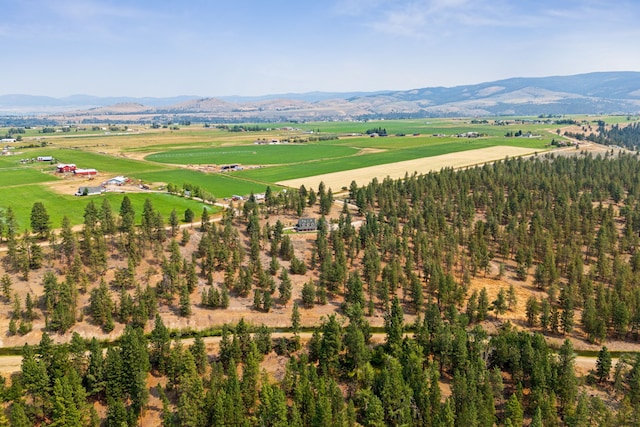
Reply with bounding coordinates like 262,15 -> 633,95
356,147 -> 387,155
277,146 -> 539,190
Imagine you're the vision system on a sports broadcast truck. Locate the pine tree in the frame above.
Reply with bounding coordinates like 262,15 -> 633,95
119,196 -> 135,233
169,208 -> 179,236
30,201 -> 50,239
258,379 -> 288,427
492,288 -> 508,316
596,345 -> 612,383
278,268 -> 292,306
384,296 -> 404,355
301,279 -> 316,308
99,198 -> 117,236
556,339 -> 578,410
59,216 -> 77,264
526,296 -> 539,326
150,314 -> 171,374
84,337 -> 105,397
241,342 -> 260,412
20,344 -> 49,416
0,274 -> 11,302
9,402 -> 30,427
179,284 -> 191,316
477,287 -> 489,321
505,393 -> 524,427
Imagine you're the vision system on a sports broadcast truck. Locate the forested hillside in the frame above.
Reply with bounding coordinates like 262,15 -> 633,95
2,151 -> 640,425
588,121 -> 640,150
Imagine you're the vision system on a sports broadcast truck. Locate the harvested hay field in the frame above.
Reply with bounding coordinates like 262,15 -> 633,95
277,145 -> 539,190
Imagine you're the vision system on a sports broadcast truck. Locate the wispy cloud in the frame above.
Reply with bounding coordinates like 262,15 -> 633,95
334,0 -> 638,39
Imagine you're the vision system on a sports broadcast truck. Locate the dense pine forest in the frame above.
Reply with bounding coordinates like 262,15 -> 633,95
3,150 -> 640,425
587,121 -> 640,150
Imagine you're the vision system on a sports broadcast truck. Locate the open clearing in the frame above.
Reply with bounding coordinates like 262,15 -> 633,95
277,145 -> 539,190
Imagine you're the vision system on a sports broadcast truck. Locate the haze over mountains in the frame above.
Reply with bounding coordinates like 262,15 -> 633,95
2,72 -> 640,120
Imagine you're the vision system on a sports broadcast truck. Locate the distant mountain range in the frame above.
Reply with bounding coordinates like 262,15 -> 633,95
2,72 -> 640,120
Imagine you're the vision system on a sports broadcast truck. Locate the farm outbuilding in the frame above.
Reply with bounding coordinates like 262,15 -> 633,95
296,217 -> 317,232
74,168 -> 98,176
104,176 -> 127,185
75,186 -> 104,196
37,156 -> 53,162
57,164 -> 76,173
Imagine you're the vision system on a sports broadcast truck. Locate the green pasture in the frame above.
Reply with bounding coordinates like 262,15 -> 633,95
134,169 -> 279,198
237,138 -> 550,184
144,144 -> 358,165
0,156 -> 23,168
0,157 -> 61,186
297,118 -> 563,138
0,185 -> 217,231
0,167 -> 59,186
31,148 -> 169,175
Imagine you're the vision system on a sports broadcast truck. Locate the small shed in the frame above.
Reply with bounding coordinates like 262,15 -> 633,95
296,217 -> 317,232
75,186 -> 104,196
37,156 -> 53,162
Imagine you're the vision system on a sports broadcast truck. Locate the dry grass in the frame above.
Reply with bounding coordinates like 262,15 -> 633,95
277,146 -> 538,190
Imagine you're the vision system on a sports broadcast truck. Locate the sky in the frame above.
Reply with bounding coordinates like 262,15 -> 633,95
1,0 -> 639,98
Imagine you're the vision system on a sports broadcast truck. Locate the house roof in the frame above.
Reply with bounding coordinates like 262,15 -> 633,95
296,217 -> 317,230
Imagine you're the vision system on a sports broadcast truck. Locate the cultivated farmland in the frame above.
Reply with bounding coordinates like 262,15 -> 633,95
0,117 -> 572,231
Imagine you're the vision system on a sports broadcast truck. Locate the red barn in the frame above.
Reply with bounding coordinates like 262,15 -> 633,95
74,168 -> 97,176
57,163 -> 76,173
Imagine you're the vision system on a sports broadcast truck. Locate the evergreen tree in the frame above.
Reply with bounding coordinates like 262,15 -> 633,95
384,296 -> 404,354
302,279 -> 316,308
291,302 -> 301,349
278,268 -> 292,306
84,338 -> 105,397
119,196 -> 135,233
169,208 -> 179,236
0,274 -> 11,302
150,314 -> 171,374
179,284 -> 192,316
492,288 -> 508,316
556,339 -> 578,411
99,198 -> 117,236
9,402 -> 30,427
596,345 -> 612,383
477,287 -> 490,321
59,215 -> 77,264
526,296 -> 540,326
30,201 -> 50,239
505,392 -> 524,427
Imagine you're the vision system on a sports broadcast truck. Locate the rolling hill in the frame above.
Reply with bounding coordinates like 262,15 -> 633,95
2,71 -> 640,119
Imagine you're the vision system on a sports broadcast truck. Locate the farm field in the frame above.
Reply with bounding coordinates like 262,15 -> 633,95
235,137 -> 549,185
0,116 -> 579,232
145,144 -> 359,165
277,145 -> 541,190
134,168 -> 281,197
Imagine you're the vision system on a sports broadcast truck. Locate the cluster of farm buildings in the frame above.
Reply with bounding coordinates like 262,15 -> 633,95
39,157 -> 133,196
73,175 -> 130,196
56,163 -> 98,177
